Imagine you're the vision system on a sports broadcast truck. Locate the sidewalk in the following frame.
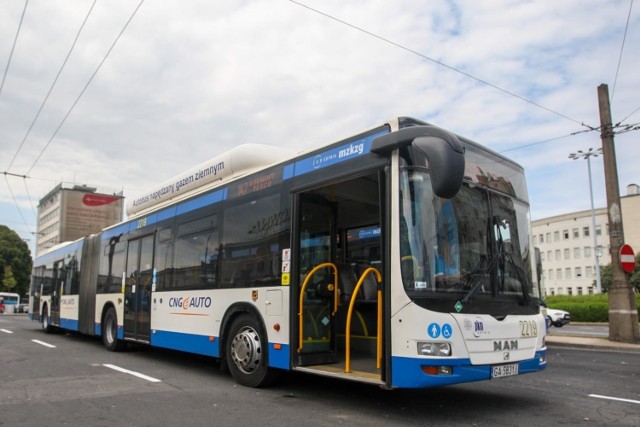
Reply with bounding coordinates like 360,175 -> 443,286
546,333 -> 640,353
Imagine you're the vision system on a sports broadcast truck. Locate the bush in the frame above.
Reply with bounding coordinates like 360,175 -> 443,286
544,294 -> 639,322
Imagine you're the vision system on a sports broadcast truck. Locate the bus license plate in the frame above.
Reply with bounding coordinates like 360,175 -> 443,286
492,363 -> 519,378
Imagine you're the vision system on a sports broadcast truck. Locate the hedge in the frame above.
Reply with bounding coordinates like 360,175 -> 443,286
545,294 -> 640,322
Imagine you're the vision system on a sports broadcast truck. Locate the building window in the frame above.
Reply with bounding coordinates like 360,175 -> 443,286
584,246 -> 592,257
573,228 -> 579,238
574,247 -> 580,258
546,232 -> 551,243
595,225 -> 602,236
568,288 -> 573,296
575,267 -> 582,277
533,235 -> 538,245
586,266 -> 593,277
554,231 -> 560,242
564,248 -> 570,260
541,252 -> 545,261
539,234 -> 544,243
556,268 -> 562,280
563,229 -> 569,240
588,287 -> 593,295
565,268 -> 571,279
547,250 -> 552,261
548,269 -> 554,280
578,287 -> 583,295
583,226 -> 590,237
555,250 -> 561,261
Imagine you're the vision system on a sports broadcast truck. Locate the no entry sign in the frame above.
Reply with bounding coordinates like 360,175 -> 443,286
619,244 -> 636,273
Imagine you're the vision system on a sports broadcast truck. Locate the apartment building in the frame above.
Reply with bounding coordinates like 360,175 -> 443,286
532,184 -> 640,296
36,184 -> 123,255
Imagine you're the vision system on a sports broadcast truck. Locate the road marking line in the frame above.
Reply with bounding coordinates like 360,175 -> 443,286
32,339 -> 56,348
1,329 -> 13,334
589,394 -> 640,405
103,364 -> 161,383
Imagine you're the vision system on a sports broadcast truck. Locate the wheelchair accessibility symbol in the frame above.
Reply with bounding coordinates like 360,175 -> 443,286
442,323 -> 453,339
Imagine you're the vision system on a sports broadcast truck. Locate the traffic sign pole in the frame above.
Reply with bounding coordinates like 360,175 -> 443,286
598,84 -> 639,343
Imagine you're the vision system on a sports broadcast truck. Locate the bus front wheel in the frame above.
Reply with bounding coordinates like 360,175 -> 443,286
225,314 -> 278,387
102,307 -> 126,352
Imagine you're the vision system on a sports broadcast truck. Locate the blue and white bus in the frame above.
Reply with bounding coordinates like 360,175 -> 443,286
0,292 -> 21,314
30,117 -> 546,388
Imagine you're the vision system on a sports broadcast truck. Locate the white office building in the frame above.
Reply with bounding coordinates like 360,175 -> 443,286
532,184 -> 640,296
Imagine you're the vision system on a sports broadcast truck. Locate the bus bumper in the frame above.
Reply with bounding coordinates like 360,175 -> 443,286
390,350 -> 547,388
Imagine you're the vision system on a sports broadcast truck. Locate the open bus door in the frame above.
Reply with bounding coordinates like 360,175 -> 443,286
293,172 -> 386,385
295,194 -> 338,366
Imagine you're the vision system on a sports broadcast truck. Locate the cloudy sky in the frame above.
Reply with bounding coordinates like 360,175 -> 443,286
1,0 -> 639,254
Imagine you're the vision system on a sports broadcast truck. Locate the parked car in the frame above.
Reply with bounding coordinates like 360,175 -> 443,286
16,303 -> 30,314
541,302 -> 571,327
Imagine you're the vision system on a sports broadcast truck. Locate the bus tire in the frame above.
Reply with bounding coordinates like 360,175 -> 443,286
41,305 -> 52,334
226,314 -> 278,388
102,307 -> 126,352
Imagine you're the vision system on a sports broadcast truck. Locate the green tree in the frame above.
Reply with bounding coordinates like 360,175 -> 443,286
3,265 -> 17,291
0,225 -> 33,297
597,253 -> 640,293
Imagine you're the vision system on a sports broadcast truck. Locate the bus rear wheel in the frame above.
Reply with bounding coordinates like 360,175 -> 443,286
41,306 -> 52,334
226,314 -> 278,387
102,307 -> 126,351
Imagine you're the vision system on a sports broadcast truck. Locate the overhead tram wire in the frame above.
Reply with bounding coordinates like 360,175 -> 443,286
610,0 -> 634,104
22,177 -> 37,223
6,0 -> 99,173
25,0 -> 145,175
2,174 -> 32,235
25,0 -> 146,176
289,0 -> 590,129
619,104 -> 640,125
0,0 -> 29,100
498,133 -> 575,154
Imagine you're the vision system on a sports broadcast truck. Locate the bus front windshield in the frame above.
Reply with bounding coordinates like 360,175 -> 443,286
399,169 -> 539,316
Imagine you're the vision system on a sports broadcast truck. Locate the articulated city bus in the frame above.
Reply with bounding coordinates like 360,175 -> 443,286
30,117 -> 546,388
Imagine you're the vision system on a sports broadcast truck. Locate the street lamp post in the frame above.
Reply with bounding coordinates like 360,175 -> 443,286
569,148 -> 602,293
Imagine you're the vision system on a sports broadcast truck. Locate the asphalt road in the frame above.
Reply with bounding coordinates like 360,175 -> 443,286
548,323 -> 609,338
1,315 -> 639,426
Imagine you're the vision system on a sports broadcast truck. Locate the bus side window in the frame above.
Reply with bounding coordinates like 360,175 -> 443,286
174,215 -> 218,290
155,227 -> 174,291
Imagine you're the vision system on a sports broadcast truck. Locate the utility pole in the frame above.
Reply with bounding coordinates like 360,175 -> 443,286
597,83 -> 639,343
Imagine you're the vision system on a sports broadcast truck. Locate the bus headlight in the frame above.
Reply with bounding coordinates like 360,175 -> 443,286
417,342 -> 452,357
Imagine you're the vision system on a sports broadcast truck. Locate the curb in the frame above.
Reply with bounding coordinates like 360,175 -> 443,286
546,335 -> 640,353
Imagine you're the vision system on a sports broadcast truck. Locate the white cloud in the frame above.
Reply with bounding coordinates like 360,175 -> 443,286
1,0 -> 639,251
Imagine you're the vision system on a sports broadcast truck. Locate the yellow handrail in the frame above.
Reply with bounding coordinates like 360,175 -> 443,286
345,267 -> 382,373
297,262 -> 338,353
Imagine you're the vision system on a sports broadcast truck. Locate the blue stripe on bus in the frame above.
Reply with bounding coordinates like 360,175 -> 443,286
176,188 -> 227,215
282,130 -> 387,180
390,351 -> 547,388
94,323 -> 124,340
268,343 -> 290,369
59,318 -> 79,331
102,188 -> 226,241
151,330 -> 220,357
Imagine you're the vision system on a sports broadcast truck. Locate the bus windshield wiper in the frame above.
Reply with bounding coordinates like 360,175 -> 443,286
461,250 -> 531,305
461,253 -> 501,304
502,252 -> 531,305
